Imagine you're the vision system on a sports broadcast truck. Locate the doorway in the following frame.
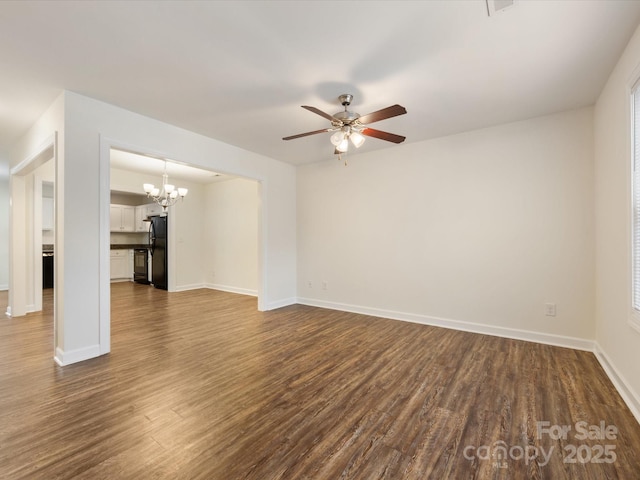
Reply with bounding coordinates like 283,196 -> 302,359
8,135 -> 56,322
99,139 -> 265,357
108,147 -> 260,296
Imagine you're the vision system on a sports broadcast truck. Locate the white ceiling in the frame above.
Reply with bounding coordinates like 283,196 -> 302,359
110,149 -> 224,184
1,1 -> 639,166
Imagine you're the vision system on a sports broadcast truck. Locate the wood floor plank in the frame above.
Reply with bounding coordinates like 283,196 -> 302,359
0,285 -> 639,479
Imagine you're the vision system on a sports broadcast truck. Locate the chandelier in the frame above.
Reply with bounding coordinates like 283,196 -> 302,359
142,161 -> 188,210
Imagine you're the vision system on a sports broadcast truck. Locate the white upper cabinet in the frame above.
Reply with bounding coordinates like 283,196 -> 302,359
110,204 -> 136,232
135,205 -> 147,232
134,203 -> 162,232
111,200 -> 162,233
121,206 -> 135,231
146,203 -> 162,217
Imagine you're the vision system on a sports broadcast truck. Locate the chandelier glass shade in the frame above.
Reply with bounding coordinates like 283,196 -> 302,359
143,162 -> 188,210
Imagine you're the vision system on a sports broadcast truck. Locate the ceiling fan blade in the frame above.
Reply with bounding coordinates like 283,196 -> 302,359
301,105 -> 337,122
282,128 -> 331,141
362,128 -> 406,144
358,104 -> 407,125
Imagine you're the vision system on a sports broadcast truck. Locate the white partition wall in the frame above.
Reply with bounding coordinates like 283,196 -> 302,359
9,91 -> 297,365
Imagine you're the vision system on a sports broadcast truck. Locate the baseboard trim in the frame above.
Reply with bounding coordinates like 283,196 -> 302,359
205,283 -> 258,297
0,284 -> 8,291
202,285 -> 295,311
54,344 -> 102,366
593,343 -> 640,424
175,283 -> 207,292
177,283 -> 297,311
296,297 -> 594,351
263,297 -> 297,311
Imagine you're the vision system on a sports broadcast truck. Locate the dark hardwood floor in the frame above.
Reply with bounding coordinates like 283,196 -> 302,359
0,283 -> 638,479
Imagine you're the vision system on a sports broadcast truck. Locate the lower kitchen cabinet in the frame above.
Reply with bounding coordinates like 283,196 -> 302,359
110,249 -> 133,281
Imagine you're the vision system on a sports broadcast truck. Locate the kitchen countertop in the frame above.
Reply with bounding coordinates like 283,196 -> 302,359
110,244 -> 150,250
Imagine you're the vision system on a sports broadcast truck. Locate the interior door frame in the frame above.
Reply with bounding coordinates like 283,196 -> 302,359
99,136 -> 267,356
8,133 -> 57,349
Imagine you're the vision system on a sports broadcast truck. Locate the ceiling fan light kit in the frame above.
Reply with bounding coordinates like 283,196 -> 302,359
349,131 -> 366,148
283,93 -> 407,163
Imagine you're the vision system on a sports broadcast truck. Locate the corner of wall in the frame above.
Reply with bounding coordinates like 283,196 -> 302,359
593,22 -> 640,426
594,343 -> 640,423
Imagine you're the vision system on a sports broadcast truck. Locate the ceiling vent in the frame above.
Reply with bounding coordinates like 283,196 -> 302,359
486,0 -> 515,17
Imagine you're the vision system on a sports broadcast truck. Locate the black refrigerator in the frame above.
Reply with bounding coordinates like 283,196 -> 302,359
149,215 -> 168,290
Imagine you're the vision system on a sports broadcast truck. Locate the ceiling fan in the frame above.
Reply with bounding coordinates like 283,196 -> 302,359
283,94 -> 407,157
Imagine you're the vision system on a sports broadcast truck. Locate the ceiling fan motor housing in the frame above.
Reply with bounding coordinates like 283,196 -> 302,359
333,110 -> 360,125
332,94 -> 359,125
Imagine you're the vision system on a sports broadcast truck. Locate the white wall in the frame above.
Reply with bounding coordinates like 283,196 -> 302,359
298,107 -> 595,346
594,25 -> 640,417
0,155 -> 8,290
204,178 -> 259,295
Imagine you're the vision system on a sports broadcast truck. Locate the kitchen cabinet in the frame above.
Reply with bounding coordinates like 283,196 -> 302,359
135,205 -> 147,232
110,204 -> 135,232
135,203 -> 163,232
42,197 -> 54,231
146,203 -> 162,216
110,249 -> 133,281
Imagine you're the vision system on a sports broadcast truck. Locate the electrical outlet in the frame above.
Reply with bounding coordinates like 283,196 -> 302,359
544,303 -> 556,317
322,281 -> 328,290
